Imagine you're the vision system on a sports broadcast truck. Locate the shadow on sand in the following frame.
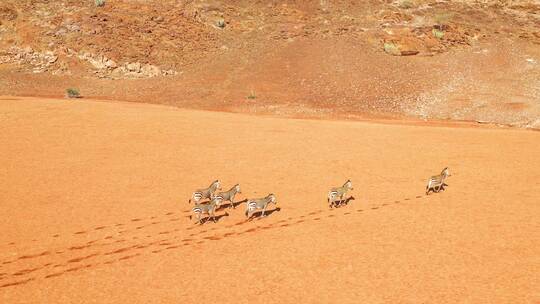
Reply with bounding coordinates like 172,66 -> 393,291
246,207 -> 282,221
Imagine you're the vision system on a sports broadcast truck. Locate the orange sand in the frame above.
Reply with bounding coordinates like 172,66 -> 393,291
0,97 -> 538,303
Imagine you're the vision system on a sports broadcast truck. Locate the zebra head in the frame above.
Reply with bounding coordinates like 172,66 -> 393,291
267,194 -> 277,204
234,184 -> 241,193
210,180 -> 221,191
344,180 -> 353,190
441,167 -> 450,177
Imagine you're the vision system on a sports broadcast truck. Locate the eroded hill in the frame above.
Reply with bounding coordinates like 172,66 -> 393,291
0,0 -> 539,128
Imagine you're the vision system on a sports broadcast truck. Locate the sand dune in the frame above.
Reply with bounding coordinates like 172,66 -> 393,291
0,97 -> 538,303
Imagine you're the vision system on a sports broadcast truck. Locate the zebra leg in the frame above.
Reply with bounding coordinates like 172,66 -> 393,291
426,182 -> 432,195
261,206 -> 267,217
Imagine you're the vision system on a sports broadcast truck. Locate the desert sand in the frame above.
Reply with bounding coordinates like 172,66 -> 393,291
0,96 -> 538,303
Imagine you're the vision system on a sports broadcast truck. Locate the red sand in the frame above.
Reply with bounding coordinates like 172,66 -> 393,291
0,96 -> 538,303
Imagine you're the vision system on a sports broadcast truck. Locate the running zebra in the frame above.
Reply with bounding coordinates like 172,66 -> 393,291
190,196 -> 224,224
245,194 -> 277,219
188,180 -> 221,204
327,180 -> 353,208
425,167 -> 451,195
214,184 -> 241,209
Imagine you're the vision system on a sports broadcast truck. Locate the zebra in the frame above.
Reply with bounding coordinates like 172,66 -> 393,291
188,180 -> 221,204
426,167 -> 451,195
245,194 -> 277,219
214,184 -> 241,209
190,196 -> 224,224
327,180 -> 353,208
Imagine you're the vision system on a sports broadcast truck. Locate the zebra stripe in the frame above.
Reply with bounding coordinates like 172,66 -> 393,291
245,194 -> 277,218
327,180 -> 353,208
189,180 -> 221,204
426,168 -> 450,194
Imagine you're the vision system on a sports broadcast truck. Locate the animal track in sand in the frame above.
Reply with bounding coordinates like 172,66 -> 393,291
0,194 -> 431,289
0,278 -> 35,288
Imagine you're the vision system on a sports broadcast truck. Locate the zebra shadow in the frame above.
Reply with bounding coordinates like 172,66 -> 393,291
217,199 -> 248,210
331,196 -> 355,208
246,207 -> 282,221
426,183 -> 449,194
191,212 -> 230,225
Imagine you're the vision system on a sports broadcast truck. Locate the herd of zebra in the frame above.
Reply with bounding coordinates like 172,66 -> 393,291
188,167 -> 451,224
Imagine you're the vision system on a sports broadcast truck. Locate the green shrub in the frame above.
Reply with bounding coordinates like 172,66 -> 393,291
66,88 -> 81,98
216,19 -> 225,28
247,90 -> 256,100
95,0 -> 105,7
383,42 -> 400,55
432,28 -> 444,39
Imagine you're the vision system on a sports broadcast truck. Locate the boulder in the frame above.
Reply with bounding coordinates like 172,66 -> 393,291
126,62 -> 141,72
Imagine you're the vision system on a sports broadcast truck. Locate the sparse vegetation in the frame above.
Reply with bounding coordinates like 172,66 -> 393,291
398,0 -> 415,9
432,12 -> 452,39
95,0 -> 105,7
432,28 -> 444,39
383,42 -> 400,56
66,88 -> 81,98
247,90 -> 256,100
216,19 -> 226,29
434,12 -> 453,26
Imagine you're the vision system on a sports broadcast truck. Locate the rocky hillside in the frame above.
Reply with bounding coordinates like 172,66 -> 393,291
1,0 -> 539,128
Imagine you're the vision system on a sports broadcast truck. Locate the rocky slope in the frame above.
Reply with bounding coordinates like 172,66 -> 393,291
0,0 -> 539,128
